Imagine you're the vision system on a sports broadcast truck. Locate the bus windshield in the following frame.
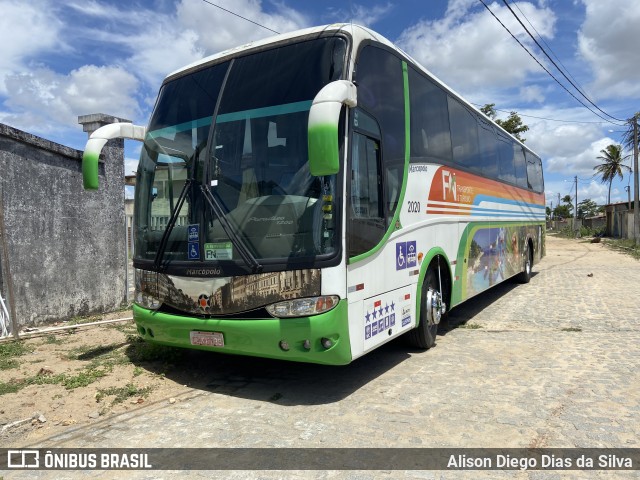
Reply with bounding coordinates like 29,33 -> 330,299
134,36 -> 347,271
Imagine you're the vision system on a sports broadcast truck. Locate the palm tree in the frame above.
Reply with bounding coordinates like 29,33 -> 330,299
593,144 -> 631,204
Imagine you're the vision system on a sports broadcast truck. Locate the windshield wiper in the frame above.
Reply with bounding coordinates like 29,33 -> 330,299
200,185 -> 263,273
153,179 -> 192,270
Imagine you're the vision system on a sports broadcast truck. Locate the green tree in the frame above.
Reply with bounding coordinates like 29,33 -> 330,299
480,104 -> 497,118
552,195 -> 573,219
481,103 -> 529,142
553,205 -> 572,219
577,198 -> 599,219
469,239 -> 482,261
593,144 -> 631,204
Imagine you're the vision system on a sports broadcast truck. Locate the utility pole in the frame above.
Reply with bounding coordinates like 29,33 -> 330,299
633,114 -> 639,244
574,175 -> 578,232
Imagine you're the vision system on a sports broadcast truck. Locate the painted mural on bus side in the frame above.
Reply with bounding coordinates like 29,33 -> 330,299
465,225 -> 537,297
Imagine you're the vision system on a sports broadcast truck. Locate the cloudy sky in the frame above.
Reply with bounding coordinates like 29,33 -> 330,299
1,0 -> 639,207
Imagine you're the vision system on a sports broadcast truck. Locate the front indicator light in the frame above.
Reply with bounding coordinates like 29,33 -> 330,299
266,295 -> 339,318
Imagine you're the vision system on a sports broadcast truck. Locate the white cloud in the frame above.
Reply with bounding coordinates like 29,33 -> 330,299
178,0 -> 308,50
544,136 -> 619,177
518,85 -> 546,103
396,1 -> 556,94
125,28 -> 206,89
544,179 -> 611,207
1,65 -> 139,133
125,156 -> 139,177
578,0 -> 640,100
526,118 -> 603,159
323,2 -> 394,27
0,0 -> 64,94
0,0 -> 312,135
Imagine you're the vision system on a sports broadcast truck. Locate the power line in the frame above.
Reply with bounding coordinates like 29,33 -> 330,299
201,0 -> 280,35
511,1 -> 582,91
477,0 -> 625,126
471,103 -> 611,124
500,0 -> 624,124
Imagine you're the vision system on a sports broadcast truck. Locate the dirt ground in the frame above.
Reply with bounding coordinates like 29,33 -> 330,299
0,313 -> 196,446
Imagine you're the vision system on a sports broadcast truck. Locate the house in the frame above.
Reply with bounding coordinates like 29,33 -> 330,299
604,202 -> 635,239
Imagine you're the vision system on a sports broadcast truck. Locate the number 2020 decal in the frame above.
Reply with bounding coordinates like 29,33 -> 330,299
407,201 -> 421,213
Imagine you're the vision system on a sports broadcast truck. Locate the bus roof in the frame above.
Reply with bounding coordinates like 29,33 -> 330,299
165,23 -> 536,155
166,23 -> 391,80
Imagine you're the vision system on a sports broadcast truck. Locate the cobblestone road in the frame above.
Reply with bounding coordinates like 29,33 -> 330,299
7,235 -> 640,479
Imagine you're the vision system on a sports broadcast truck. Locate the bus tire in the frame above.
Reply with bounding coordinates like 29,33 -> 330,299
517,243 -> 532,284
407,268 -> 445,349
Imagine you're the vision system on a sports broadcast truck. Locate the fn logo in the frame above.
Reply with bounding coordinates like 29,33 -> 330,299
442,170 -> 457,202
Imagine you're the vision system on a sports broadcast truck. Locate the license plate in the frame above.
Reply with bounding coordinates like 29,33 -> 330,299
190,331 -> 224,347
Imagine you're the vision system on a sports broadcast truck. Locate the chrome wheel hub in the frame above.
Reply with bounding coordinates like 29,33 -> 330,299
426,288 -> 446,326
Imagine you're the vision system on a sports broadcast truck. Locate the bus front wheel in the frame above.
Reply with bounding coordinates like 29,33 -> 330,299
407,268 -> 446,349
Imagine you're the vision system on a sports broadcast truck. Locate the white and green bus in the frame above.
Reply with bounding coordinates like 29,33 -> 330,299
83,24 -> 545,365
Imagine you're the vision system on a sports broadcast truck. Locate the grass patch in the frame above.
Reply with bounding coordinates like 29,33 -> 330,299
602,238 -> 640,260
555,225 -> 605,239
0,366 -> 109,396
0,341 -> 33,370
60,368 -> 109,389
0,381 -> 21,395
42,334 -> 68,345
459,322 -> 483,329
65,342 -> 133,373
96,383 -> 153,405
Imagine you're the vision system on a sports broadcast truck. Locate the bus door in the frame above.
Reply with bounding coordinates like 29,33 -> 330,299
346,128 -> 417,359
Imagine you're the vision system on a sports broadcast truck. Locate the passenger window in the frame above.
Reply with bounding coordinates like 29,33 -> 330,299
525,152 -> 544,192
513,145 -> 528,188
497,135 -> 516,184
477,119 -> 499,178
448,97 -> 480,170
408,67 -> 452,162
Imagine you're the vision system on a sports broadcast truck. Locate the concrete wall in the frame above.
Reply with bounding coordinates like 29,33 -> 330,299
0,115 -> 127,329
604,203 -> 636,239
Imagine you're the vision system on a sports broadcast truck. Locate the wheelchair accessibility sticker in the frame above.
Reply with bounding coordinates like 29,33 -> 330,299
395,240 -> 417,270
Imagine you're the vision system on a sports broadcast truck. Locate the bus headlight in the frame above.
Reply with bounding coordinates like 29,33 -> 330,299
266,296 -> 339,318
135,292 -> 162,310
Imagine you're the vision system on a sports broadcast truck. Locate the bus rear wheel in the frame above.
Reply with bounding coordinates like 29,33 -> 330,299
517,243 -> 532,284
407,268 -> 446,349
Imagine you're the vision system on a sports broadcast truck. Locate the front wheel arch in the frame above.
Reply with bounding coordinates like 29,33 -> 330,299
406,254 -> 452,349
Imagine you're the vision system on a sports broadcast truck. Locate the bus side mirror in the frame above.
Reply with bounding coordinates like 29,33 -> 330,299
308,80 -> 357,176
82,122 -> 146,190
